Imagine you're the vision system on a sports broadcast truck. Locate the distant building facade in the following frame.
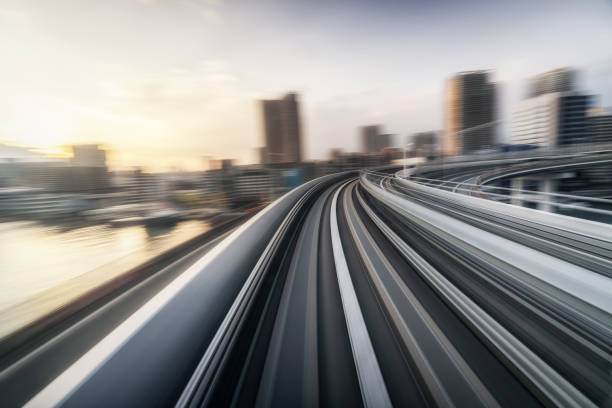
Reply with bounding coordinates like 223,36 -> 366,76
528,68 -> 577,98
511,93 -> 560,146
67,144 -> 111,193
261,93 -> 302,164
444,71 -> 497,155
378,134 -> 393,151
557,94 -> 593,145
589,108 -> 612,144
114,169 -> 164,203
71,145 -> 107,167
4,144 -> 112,193
361,125 -> 379,153
233,165 -> 274,204
411,131 -> 438,157
361,125 -> 391,153
511,92 -> 594,147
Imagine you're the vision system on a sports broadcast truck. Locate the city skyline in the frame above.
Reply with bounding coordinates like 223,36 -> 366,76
1,0 -> 612,171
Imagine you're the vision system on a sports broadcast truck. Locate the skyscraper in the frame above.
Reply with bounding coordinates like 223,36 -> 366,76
361,125 -> 391,153
361,125 -> 379,153
511,68 -> 593,147
261,93 -> 302,164
444,71 -> 497,155
557,94 -> 593,146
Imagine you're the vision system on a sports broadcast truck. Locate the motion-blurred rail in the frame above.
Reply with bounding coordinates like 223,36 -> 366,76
2,164 -> 612,407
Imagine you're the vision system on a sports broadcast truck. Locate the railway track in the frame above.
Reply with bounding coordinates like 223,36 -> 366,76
2,169 -> 611,407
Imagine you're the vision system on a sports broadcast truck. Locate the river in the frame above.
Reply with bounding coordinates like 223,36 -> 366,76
0,219 -> 210,339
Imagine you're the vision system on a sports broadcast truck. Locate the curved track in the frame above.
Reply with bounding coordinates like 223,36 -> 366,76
2,169 -> 611,407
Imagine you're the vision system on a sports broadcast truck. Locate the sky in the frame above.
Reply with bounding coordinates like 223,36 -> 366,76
1,0 -> 611,171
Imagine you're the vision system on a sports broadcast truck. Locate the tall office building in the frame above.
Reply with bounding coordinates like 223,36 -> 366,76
557,94 -> 593,145
512,68 -> 593,147
528,68 -> 577,98
444,71 -> 497,155
512,92 -> 593,147
361,125 -> 391,153
261,93 -> 302,164
361,125 -> 379,153
511,93 -> 560,146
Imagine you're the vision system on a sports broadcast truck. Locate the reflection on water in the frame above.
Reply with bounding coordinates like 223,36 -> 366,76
0,220 -> 209,339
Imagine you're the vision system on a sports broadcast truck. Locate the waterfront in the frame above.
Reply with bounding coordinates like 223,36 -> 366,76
0,219 -> 210,339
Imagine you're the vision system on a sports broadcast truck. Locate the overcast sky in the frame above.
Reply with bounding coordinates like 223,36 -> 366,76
1,0 -> 611,170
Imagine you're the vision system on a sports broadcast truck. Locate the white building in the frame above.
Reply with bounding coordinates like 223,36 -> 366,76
512,91 -> 594,147
511,92 -> 561,147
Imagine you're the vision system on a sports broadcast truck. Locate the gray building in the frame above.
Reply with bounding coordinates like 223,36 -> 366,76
71,144 -> 107,167
115,169 -> 164,203
511,92 -> 594,147
557,94 -> 593,146
512,68 -> 594,147
412,131 -> 438,157
361,125 -> 391,153
589,108 -> 612,144
233,165 -> 274,202
261,92 -> 302,164
528,68 -> 577,98
444,71 -> 497,155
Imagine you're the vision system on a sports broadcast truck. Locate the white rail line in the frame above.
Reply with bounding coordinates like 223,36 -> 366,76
330,183 -> 392,408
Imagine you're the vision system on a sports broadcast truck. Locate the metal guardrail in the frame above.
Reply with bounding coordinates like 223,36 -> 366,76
404,176 -> 612,217
361,174 -> 612,313
355,178 -> 602,408
407,176 -> 612,204
387,156 -> 612,217
419,143 -> 612,168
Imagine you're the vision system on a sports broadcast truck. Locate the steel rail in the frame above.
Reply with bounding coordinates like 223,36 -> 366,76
354,184 -> 598,408
330,182 -> 391,408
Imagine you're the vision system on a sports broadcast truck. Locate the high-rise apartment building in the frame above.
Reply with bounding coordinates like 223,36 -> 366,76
528,68 -> 577,98
361,125 -> 391,153
444,71 -> 497,155
261,93 -> 302,164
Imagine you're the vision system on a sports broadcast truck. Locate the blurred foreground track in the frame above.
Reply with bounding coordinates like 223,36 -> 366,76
2,169 -> 612,407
